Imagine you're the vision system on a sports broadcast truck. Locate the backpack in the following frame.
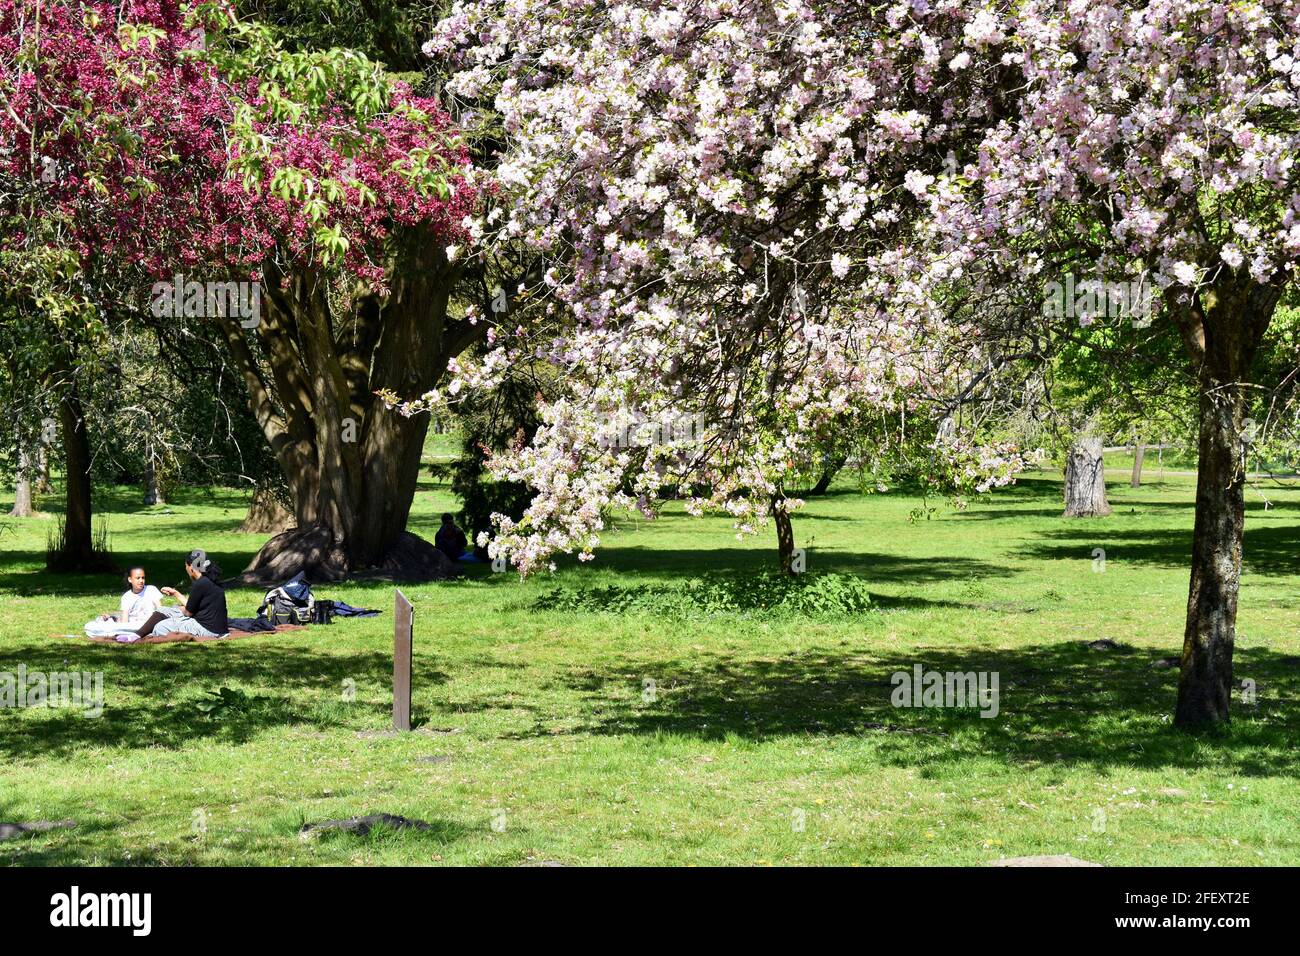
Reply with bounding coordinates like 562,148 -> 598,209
311,599 -> 336,625
258,572 -> 315,626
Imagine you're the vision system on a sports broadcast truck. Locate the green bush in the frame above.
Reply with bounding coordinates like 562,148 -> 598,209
535,571 -> 872,618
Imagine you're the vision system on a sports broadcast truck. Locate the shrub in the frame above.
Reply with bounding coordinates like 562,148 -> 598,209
534,571 -> 872,619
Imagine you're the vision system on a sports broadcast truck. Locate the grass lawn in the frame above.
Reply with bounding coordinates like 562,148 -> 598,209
1,460 -> 1298,866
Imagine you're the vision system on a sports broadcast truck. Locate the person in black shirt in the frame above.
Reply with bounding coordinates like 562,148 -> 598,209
152,549 -> 229,637
434,513 -> 468,562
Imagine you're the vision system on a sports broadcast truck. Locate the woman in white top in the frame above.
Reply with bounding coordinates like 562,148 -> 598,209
84,567 -> 167,638
113,567 -> 165,625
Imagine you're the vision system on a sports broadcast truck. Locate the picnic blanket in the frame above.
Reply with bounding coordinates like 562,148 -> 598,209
63,624 -> 306,646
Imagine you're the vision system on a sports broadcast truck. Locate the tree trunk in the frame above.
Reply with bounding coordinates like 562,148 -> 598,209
142,454 -> 163,506
9,444 -> 33,517
50,381 -> 96,569
1175,381 -> 1245,728
774,498 -> 796,574
1063,437 -> 1111,516
239,484 -> 295,534
1130,441 -> 1145,488
1170,277 -> 1280,730
36,441 -> 51,495
228,241 -> 484,584
810,454 -> 846,495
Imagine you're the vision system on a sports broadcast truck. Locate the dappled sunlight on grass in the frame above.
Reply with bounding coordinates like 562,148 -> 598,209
2,468 -> 1299,865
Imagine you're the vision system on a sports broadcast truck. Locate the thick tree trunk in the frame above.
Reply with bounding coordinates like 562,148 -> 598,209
1169,275 -> 1280,730
50,382 -> 96,569
9,444 -> 33,517
774,498 -> 796,574
229,241 -> 483,584
1170,277 -> 1279,728
1130,442 -> 1145,488
351,252 -> 459,567
1063,437 -> 1111,516
1175,382 -> 1245,728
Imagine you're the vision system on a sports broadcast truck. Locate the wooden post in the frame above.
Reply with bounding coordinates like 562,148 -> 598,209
393,589 -> 413,731
1130,441 -> 1145,488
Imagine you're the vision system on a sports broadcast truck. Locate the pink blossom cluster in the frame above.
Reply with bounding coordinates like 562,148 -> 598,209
913,0 -> 1300,304
1,0 -> 475,308
423,0 -> 1036,573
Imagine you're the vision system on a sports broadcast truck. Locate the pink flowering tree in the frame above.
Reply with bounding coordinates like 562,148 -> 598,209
2,0 -> 481,578
909,0 -> 1300,727
415,0 -> 1034,576
1,0 -> 239,567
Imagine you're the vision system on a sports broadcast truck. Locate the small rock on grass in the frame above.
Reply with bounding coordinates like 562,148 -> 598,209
1150,657 -> 1181,669
0,820 -> 76,841
1158,787 -> 1189,797
300,813 -> 433,836
986,854 -> 1102,867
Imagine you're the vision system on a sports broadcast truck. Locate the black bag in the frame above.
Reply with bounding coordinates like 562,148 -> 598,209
311,600 -> 336,625
257,575 -> 315,626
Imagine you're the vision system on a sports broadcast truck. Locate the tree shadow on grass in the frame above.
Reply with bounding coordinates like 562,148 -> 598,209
106,517 -> 264,538
0,547 -> 261,597
950,501 -> 1198,521
607,509 -> 866,529
1014,521 -> 1300,577
0,642 -> 449,760
527,643 -> 1300,777
581,545 -> 1014,584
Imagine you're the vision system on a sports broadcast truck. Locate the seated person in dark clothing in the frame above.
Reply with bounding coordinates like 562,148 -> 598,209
140,549 -> 230,638
434,513 -> 468,561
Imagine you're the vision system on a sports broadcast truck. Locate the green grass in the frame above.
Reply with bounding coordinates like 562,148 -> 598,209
1,462 -> 1298,866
